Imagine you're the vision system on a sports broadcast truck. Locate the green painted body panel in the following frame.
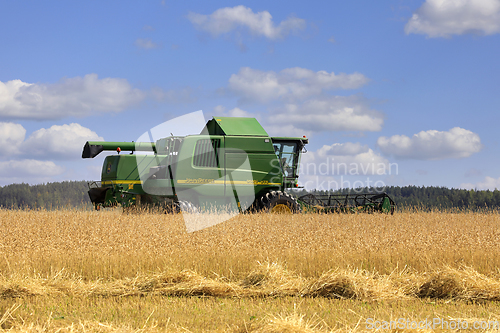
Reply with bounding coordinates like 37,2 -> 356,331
85,116 -> 308,210
174,135 -> 225,197
381,197 -> 392,213
101,155 -> 157,185
90,141 -> 155,152
84,117 -> 396,213
205,117 -> 268,136
224,136 -> 273,152
272,137 -> 304,141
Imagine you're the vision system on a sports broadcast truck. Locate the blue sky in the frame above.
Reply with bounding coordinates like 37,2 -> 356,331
0,0 -> 499,190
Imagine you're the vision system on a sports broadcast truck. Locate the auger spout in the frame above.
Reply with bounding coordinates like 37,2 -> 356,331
82,141 -> 156,158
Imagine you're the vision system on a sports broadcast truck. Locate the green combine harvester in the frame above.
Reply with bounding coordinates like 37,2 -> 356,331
82,116 -> 394,214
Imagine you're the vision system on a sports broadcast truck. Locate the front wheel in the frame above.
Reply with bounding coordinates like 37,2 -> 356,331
258,191 -> 301,213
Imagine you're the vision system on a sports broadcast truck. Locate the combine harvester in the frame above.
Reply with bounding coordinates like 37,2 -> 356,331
82,116 -> 394,214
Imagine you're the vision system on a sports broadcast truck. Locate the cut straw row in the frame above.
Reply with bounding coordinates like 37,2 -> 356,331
2,263 -> 500,302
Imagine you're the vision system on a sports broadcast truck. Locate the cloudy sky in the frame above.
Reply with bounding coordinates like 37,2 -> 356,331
0,0 -> 499,190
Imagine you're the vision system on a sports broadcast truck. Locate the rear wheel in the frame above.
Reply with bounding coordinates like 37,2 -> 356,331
258,190 -> 300,213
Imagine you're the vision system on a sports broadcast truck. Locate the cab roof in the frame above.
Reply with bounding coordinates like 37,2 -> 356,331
203,116 -> 269,136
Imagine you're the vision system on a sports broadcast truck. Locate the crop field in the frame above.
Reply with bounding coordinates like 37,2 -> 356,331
1,209 -> 500,332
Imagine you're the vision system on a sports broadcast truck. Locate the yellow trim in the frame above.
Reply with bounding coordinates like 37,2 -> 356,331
102,179 -> 281,186
177,179 -> 224,184
102,180 -> 143,185
231,180 -> 282,186
177,178 -> 281,186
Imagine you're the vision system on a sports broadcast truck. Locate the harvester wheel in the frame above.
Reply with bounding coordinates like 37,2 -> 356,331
259,191 -> 300,214
177,201 -> 199,214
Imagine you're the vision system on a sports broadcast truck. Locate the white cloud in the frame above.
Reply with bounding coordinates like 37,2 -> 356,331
405,0 -> 500,37
22,123 -> 103,159
0,74 -> 145,120
320,142 -> 370,156
268,96 -> 384,133
86,165 -> 103,179
0,122 -> 101,182
0,159 -> 64,178
263,123 -> 308,138
0,122 -> 102,160
187,5 -> 305,40
225,107 -> 251,117
135,38 -> 160,49
212,105 -> 252,118
302,143 -> 391,175
0,122 -> 26,155
222,67 -> 376,135
229,67 -> 369,103
211,105 -> 308,137
377,127 -> 483,160
461,176 -> 500,190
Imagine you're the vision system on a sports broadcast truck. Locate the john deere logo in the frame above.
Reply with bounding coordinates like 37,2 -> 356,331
106,162 -> 112,174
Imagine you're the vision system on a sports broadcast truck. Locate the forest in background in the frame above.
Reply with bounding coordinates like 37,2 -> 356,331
0,181 -> 498,210
0,181 -> 91,209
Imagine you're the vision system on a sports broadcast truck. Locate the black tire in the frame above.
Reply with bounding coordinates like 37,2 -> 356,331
258,190 -> 301,213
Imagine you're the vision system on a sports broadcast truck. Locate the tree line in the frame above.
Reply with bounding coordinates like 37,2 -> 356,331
0,181 -> 91,209
0,181 -> 498,210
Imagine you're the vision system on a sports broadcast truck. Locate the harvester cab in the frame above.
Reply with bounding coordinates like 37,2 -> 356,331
271,139 -> 305,187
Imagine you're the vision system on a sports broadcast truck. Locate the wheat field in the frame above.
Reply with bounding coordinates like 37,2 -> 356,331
1,208 -> 500,332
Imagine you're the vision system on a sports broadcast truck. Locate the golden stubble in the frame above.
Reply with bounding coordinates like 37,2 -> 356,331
1,209 -> 500,332
1,209 -> 500,292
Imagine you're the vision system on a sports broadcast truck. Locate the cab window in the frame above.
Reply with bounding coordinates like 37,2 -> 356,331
273,142 -> 297,177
